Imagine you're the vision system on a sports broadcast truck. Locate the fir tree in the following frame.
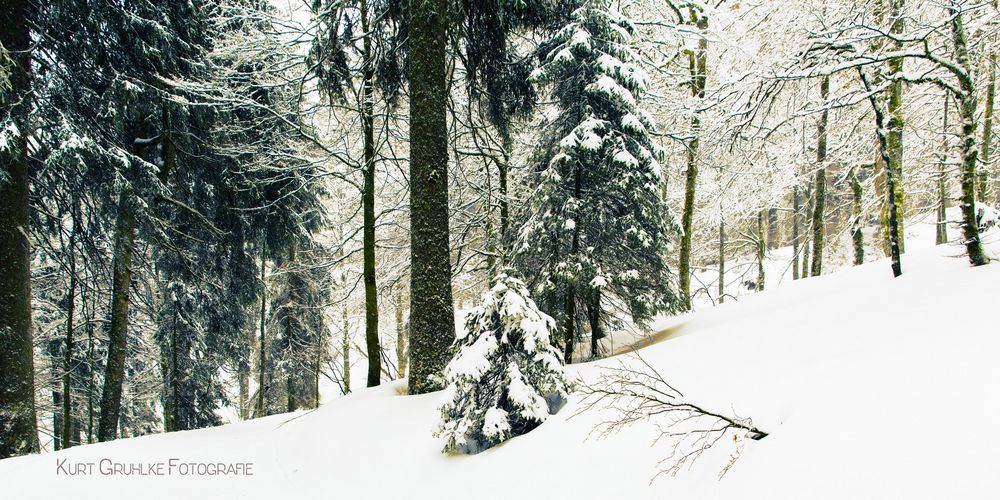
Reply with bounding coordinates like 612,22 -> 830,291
437,274 -> 569,454
515,0 -> 681,363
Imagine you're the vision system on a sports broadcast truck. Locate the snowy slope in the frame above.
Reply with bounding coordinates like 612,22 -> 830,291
3,213 -> 999,499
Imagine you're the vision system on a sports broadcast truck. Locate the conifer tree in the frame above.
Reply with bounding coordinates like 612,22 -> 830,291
437,274 -> 568,454
516,0 -> 681,363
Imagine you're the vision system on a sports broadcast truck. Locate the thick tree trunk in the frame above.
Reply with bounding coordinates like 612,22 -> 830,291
98,190 -> 137,442
360,0 -> 381,388
885,0 -> 906,254
811,77 -> 829,277
949,8 -> 990,266
0,0 -> 40,459
408,0 -> 456,394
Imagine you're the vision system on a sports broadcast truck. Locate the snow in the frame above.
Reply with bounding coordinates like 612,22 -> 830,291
3,212 -> 1000,499
587,74 -> 636,107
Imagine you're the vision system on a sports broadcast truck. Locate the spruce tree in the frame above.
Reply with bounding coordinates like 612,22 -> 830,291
437,274 -> 568,454
516,0 -> 681,363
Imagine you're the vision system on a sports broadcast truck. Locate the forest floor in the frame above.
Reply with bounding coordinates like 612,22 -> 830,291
3,209 -> 999,499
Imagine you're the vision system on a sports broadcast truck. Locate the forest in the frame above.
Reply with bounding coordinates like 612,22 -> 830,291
1,0 -> 998,480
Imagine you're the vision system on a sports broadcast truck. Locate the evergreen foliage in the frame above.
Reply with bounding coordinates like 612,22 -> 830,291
437,274 -> 569,454
515,0 -> 681,361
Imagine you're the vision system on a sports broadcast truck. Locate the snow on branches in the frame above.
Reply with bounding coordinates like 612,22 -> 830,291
436,274 -> 570,454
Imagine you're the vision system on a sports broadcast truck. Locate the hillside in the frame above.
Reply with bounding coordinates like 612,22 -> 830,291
2,214 -> 998,499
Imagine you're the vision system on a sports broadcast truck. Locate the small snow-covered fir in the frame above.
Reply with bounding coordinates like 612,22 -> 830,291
436,274 -> 570,454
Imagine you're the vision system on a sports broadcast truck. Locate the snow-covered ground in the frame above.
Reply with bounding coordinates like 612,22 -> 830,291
3,210 -> 998,499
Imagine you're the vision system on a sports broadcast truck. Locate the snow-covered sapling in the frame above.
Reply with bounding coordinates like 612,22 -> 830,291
436,274 -> 570,454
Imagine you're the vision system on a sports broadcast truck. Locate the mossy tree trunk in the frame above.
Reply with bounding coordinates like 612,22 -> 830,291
407,0 -> 455,394
811,76 -> 830,277
948,7 -> 989,266
678,11 -> 708,311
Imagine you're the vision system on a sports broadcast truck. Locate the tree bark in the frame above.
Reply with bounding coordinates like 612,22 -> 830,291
62,214 -> 77,448
938,95 -> 950,245
360,0 -> 381,388
678,11 -> 708,311
850,167 -> 865,265
0,0 -> 40,458
342,306 -> 351,394
408,0 -> 456,394
980,51 -> 995,203
756,211 -> 765,291
395,290 -> 407,379
587,290 -> 602,359
718,220 -> 726,302
885,0 -> 906,253
792,186 -> 800,280
256,244 -> 268,417
949,7 -> 989,266
811,76 -> 829,277
98,189 -> 137,442
861,70 -> 903,276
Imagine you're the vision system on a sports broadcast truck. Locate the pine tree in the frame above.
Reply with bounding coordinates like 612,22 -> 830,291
436,274 -> 568,454
516,0 -> 681,363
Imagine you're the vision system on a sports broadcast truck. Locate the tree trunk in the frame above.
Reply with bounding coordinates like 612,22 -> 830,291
256,245 -> 267,417
0,0 -> 40,459
98,189 -> 137,442
52,391 -> 62,450
62,215 -> 77,448
885,0 -> 906,254
360,0 -> 381,388
395,291 -> 407,379
85,278 -> 95,444
949,8 -> 990,266
792,186 -> 800,280
850,167 -> 865,265
756,211 -> 765,292
980,51 -> 995,203
766,208 -> 779,249
678,11 -> 708,311
811,76 -> 829,277
801,183 -> 812,278
938,95 -> 950,245
718,220 -> 726,302
408,0 -> 456,395
587,290 -> 602,360
564,163 -> 582,364
342,306 -> 351,394
861,70 -> 903,276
